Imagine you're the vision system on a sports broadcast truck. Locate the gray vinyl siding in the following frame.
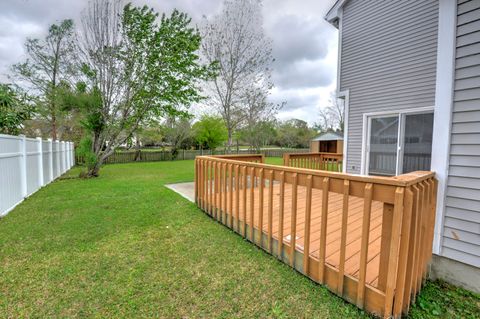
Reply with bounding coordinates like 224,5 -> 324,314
442,0 -> 480,267
340,0 -> 438,173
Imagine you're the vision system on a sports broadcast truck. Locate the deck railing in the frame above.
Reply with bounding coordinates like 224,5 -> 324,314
283,152 -> 343,172
194,155 -> 437,318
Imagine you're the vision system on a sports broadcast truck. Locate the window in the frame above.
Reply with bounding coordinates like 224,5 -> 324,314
366,111 -> 434,176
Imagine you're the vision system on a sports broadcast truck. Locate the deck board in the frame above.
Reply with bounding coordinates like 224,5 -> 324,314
208,182 -> 384,287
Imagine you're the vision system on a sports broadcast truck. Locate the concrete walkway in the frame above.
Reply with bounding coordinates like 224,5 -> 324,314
165,182 -> 195,202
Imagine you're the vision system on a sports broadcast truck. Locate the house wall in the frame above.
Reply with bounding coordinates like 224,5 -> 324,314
339,0 -> 439,174
442,0 -> 480,268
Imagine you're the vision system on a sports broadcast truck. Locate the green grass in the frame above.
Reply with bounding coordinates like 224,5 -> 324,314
0,160 -> 478,318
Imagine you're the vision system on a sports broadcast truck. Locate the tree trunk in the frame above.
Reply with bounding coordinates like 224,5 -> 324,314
134,137 -> 141,161
227,129 -> 233,153
51,111 -> 57,140
85,161 -> 102,177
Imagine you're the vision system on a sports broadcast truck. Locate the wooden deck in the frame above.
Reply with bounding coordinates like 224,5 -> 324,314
195,155 -> 437,318
210,183 -> 384,287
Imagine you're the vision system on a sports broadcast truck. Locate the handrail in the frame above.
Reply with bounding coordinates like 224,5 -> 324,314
196,155 -> 430,188
194,155 -> 437,318
212,154 -> 264,163
283,152 -> 343,172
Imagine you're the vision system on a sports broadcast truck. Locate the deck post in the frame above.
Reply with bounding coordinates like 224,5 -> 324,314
378,203 -> 394,291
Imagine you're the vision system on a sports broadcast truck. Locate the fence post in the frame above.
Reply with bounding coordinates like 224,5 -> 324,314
68,142 -> 73,168
56,140 -> 61,177
20,135 -> 27,198
48,139 -> 53,182
37,137 -> 44,186
65,142 -> 69,169
71,142 -> 73,167
62,141 -> 66,173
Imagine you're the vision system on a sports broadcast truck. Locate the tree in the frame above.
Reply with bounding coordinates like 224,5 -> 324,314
12,19 -> 76,140
276,119 -> 316,148
0,84 -> 34,135
193,115 -> 228,150
238,120 -> 276,151
201,0 -> 274,151
315,92 -> 345,132
76,1 -> 215,176
239,88 -> 282,150
161,116 -> 193,159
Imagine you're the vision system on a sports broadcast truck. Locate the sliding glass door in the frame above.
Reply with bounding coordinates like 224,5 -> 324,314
366,111 -> 433,176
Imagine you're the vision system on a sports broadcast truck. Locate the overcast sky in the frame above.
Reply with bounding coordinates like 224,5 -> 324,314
0,0 -> 338,124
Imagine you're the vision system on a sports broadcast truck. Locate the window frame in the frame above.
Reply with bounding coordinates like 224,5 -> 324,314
361,106 -> 434,176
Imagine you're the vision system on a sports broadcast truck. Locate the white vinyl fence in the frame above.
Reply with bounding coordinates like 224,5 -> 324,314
0,134 -> 75,217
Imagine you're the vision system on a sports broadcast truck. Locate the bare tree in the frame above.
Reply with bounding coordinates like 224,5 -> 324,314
12,19 -> 77,140
240,88 -> 282,150
316,92 -> 345,132
200,0 -> 274,151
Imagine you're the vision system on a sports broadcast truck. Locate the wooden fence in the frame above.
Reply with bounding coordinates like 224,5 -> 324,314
76,148 -> 309,165
194,155 -> 437,318
283,152 -> 343,172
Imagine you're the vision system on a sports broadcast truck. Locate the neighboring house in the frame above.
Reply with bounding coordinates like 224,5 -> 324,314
326,0 -> 480,292
310,131 -> 344,153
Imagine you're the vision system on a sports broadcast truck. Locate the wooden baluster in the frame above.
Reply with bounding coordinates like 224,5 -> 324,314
378,203 -> 394,292
223,163 -> 228,224
258,168 -> 265,247
216,162 -> 220,219
194,159 -> 198,204
357,183 -> 373,309
235,165 -> 240,233
303,175 -> 313,275
403,185 -> 420,313
412,185 -> 422,302
278,172 -> 285,259
318,177 -> 330,283
242,166 -> 248,238
415,183 -> 426,294
421,181 -> 432,282
249,167 -> 255,242
268,169 -> 274,253
209,161 -> 213,216
337,180 -> 350,296
393,187 -> 414,316
290,173 -> 298,267
229,164 -> 234,228
219,162 -> 223,222
383,187 -> 405,319
200,160 -> 204,209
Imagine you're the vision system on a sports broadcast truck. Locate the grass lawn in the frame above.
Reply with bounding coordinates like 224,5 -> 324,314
0,160 -> 478,318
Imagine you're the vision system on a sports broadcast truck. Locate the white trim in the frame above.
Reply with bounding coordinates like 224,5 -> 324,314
336,8 -> 343,92
338,90 -> 349,173
431,0 -> 457,255
325,0 -> 348,26
360,107 -> 435,176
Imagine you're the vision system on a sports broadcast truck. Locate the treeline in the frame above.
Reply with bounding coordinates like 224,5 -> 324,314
133,116 -> 319,154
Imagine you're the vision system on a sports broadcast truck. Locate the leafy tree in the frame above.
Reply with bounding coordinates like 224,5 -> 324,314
0,84 -> 34,135
161,116 -> 193,159
136,126 -> 164,147
193,115 -> 228,150
12,19 -> 76,140
76,2 -> 215,176
276,119 -> 316,148
201,0 -> 274,151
